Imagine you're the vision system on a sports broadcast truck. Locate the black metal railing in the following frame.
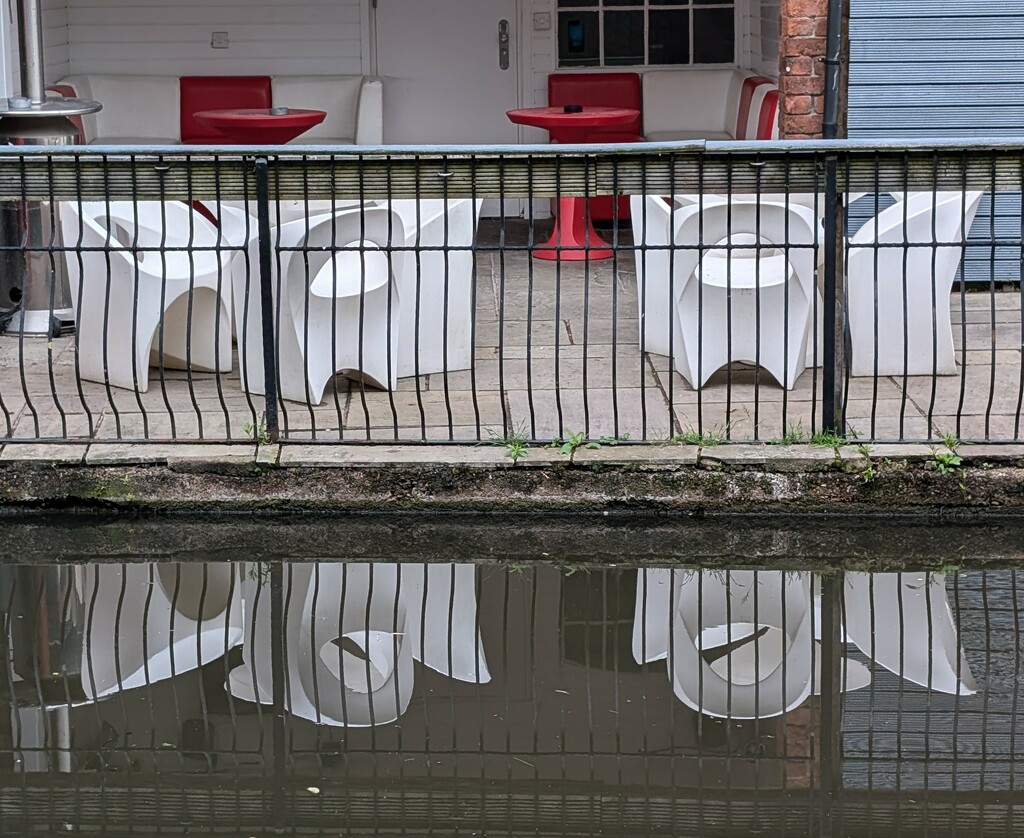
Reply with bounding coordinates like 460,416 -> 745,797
0,139 -> 1021,445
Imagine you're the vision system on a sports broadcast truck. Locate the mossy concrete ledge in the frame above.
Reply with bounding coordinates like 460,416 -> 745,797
1,442 -> 1024,514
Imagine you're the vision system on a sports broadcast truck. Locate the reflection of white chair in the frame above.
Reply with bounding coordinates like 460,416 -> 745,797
228,562 -> 489,727
847,191 -> 982,377
844,571 -> 977,695
77,562 -> 243,699
61,201 -> 247,391
386,199 -> 483,378
233,206 -> 405,404
633,569 -> 815,719
668,201 -> 818,389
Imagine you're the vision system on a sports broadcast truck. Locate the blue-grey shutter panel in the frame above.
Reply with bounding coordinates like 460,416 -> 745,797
848,0 -> 1024,283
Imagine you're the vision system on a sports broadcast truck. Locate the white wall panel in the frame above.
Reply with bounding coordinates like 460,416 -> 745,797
61,0 -> 366,78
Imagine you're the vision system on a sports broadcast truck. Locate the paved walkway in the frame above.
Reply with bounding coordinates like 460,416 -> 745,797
1,221 -> 1021,444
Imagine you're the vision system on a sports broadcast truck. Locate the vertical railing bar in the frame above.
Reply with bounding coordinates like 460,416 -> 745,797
822,150 -> 844,435
269,560 -> 287,832
253,157 -> 280,443
819,572 -> 844,838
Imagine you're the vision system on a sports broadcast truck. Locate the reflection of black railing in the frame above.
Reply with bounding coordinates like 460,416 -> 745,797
0,140 -> 1021,445
0,553 -> 1021,835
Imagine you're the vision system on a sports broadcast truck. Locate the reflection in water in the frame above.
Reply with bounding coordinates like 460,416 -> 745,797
227,562 -> 490,726
634,570 -> 975,720
78,563 -> 244,699
0,560 -> 1017,836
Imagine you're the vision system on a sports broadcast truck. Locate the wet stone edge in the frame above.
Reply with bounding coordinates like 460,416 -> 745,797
0,443 -> 1023,515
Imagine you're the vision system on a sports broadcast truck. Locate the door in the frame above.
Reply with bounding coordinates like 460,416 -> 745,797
374,0 -> 522,215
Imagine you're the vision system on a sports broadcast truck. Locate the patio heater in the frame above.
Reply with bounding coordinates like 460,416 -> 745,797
0,0 -> 100,335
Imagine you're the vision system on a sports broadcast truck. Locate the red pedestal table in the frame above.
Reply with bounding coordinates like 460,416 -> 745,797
192,107 -> 327,145
506,106 -> 640,261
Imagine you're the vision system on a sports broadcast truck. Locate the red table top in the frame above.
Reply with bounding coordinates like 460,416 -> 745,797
506,106 -> 639,132
192,108 -> 326,144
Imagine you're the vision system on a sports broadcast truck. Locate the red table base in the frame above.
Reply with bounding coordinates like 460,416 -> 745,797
534,196 -> 614,261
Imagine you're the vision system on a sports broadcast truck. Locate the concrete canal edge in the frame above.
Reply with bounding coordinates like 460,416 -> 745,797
2,441 -> 1024,514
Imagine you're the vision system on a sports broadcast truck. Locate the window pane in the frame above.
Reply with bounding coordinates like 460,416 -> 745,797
557,0 -> 594,7
604,10 -> 644,66
603,0 -> 644,5
649,9 -> 690,65
558,11 -> 600,66
693,7 -> 734,63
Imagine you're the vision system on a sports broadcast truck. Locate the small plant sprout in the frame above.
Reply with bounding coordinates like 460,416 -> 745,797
810,430 -> 844,449
552,429 -> 590,461
767,424 -> 807,445
243,415 -> 272,446
485,421 -> 530,465
932,449 -> 963,475
672,424 -> 726,447
856,444 -> 877,483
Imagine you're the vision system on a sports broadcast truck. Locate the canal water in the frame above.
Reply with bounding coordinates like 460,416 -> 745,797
1,514 -> 1021,835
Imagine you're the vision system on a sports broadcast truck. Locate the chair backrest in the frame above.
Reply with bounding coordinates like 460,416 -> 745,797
56,74 -> 181,142
671,199 -> 819,299
270,75 -> 366,142
281,206 -> 405,306
547,72 -> 642,138
180,76 -> 272,143
851,191 -> 983,248
642,69 -> 744,137
735,75 -> 775,140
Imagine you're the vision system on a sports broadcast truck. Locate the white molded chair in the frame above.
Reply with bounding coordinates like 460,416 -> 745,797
668,200 -> 819,389
228,562 -> 489,727
233,206 -> 405,404
260,198 -> 482,379
77,562 -> 243,700
61,201 -> 248,391
630,195 -> 676,359
633,569 -> 815,719
844,571 -> 977,695
847,191 -> 982,377
386,199 -> 483,378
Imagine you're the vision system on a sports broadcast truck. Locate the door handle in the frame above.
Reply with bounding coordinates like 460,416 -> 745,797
498,19 -> 510,70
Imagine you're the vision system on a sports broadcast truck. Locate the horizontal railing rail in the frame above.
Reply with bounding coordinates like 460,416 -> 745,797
0,139 -> 1020,445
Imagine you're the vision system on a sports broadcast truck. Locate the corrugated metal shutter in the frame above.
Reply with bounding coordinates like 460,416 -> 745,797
848,0 -> 1024,283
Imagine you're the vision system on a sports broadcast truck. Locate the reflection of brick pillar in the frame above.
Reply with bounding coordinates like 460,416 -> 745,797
778,0 -> 834,139
785,701 -> 821,789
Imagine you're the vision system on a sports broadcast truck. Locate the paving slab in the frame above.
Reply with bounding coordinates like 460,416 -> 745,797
86,443 -> 257,466
0,443 -> 88,464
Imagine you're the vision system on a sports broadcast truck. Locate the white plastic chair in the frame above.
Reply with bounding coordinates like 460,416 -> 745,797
667,200 -> 819,389
633,569 -> 815,719
233,206 -> 405,404
847,191 -> 982,377
630,195 -> 677,359
228,562 -> 489,727
844,571 -> 977,695
77,562 -> 243,700
633,195 -> 822,370
61,200 -> 248,391
385,199 -> 483,378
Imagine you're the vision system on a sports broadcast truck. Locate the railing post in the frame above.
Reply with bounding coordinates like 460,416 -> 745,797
818,572 -> 845,837
822,153 -> 846,434
253,157 -> 280,443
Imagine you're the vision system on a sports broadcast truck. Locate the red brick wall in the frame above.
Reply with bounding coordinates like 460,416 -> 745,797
778,0 -> 830,139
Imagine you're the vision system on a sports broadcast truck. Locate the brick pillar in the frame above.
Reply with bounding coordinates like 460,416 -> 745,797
778,0 -> 830,139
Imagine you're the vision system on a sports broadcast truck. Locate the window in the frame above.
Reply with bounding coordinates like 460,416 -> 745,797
557,1 -> 736,68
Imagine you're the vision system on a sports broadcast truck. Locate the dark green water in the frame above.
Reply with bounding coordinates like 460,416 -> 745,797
0,514 -> 1021,836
